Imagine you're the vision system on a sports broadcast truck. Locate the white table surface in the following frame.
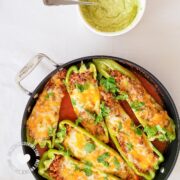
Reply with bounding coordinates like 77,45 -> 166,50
0,0 -> 180,179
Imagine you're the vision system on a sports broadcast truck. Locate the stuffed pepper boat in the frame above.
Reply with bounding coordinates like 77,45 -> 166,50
93,59 -> 176,143
26,70 -> 66,148
99,85 -> 164,179
55,120 -> 139,180
38,149 -> 119,180
65,63 -> 109,143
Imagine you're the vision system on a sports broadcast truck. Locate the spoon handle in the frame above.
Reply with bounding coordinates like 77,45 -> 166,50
43,0 -> 95,5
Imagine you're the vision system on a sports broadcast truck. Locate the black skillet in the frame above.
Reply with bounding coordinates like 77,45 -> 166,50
17,53 -> 180,180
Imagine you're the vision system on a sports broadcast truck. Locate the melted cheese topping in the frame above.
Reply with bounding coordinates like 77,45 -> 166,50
59,158 -> 115,180
63,127 -> 136,179
27,71 -> 65,143
71,84 -> 100,115
107,111 -> 159,173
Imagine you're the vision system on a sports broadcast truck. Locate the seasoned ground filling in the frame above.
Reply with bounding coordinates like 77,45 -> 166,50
69,71 -> 96,89
48,155 -> 63,180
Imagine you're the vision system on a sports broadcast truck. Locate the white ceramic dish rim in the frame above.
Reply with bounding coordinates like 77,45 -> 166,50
77,0 -> 146,36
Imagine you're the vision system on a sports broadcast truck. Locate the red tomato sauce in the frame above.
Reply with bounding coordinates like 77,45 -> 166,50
134,72 -> 164,107
36,144 -> 48,157
59,90 -> 77,122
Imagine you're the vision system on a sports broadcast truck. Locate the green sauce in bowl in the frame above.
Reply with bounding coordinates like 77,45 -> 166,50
80,0 -> 139,33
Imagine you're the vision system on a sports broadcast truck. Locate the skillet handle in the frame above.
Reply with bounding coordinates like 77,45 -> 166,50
15,53 -> 60,96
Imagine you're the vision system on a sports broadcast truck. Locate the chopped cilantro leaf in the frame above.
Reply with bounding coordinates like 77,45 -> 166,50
130,121 -> 135,127
76,83 -> 89,92
71,98 -> 76,105
126,143 -> 133,151
118,122 -> 122,131
116,91 -> 128,101
95,102 -> 110,124
113,157 -> 120,170
102,161 -> 109,167
104,176 -> 108,180
74,164 -> 80,171
97,152 -> 110,167
95,113 -> 103,124
100,77 -> 119,95
75,117 -> 83,126
135,127 -> 143,136
84,142 -> 96,153
144,126 -> 158,139
83,161 -> 93,176
85,161 -> 93,167
45,91 -> 54,99
144,125 -> 168,141
131,101 -> 145,111
84,168 -> 92,176
101,102 -> 110,117
64,149 -> 71,157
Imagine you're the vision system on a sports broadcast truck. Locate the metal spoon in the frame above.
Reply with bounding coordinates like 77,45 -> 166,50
43,0 -> 96,6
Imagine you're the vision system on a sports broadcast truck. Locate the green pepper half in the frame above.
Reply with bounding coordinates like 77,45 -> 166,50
93,59 -> 176,143
65,63 -> 109,143
55,120 -> 139,180
99,86 -> 164,180
38,149 -> 119,180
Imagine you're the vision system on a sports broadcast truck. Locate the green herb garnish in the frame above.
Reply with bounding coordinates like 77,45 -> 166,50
113,157 -> 120,170
97,152 -> 110,167
71,98 -> 76,105
118,122 -> 122,131
131,101 -> 145,111
135,128 -> 142,136
64,149 -> 71,157
144,126 -> 158,139
102,161 -> 109,167
126,143 -> 133,151
104,176 -> 108,180
74,164 -> 80,171
75,117 -> 83,126
95,102 -> 110,124
100,77 -> 119,95
144,125 -> 168,141
76,84 -> 86,92
135,125 -> 143,136
116,91 -> 128,101
83,161 -> 93,176
101,102 -> 110,117
95,113 -> 103,124
84,142 -> 96,153
45,91 -> 54,99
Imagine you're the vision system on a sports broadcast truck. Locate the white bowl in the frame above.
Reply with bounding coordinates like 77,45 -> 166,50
78,0 -> 146,36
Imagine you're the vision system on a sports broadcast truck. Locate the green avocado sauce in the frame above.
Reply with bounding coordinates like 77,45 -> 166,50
80,0 -> 139,32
